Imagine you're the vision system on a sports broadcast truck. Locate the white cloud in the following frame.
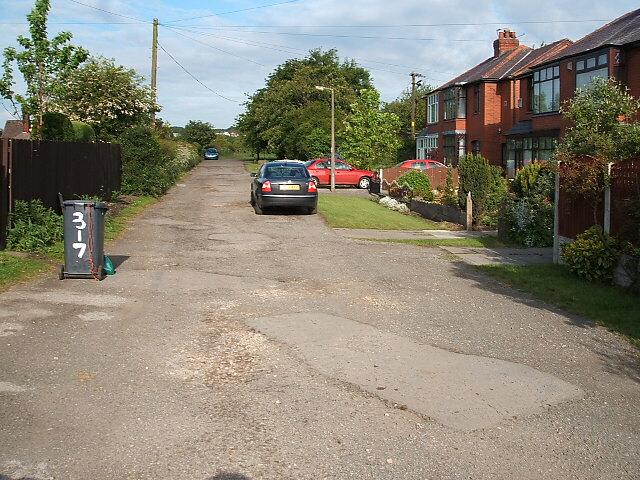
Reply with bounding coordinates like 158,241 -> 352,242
1,0 -> 638,129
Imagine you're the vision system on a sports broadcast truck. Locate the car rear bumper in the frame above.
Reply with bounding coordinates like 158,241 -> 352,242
260,194 -> 317,208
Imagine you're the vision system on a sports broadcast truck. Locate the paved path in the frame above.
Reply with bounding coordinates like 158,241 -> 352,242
0,160 -> 638,479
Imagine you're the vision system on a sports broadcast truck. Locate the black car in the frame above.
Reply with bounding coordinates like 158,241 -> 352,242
203,147 -> 219,160
250,161 -> 318,215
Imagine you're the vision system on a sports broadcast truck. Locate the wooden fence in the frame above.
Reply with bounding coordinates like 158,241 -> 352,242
382,166 -> 457,189
0,139 -> 121,249
557,157 -> 640,244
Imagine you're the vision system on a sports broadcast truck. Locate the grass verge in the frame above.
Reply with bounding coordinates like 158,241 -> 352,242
0,252 -> 50,290
243,160 -> 265,174
479,263 -> 640,348
105,196 -> 156,241
318,194 -> 450,230
364,237 -> 510,248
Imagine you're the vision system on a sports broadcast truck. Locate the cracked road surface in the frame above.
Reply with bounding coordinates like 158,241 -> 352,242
1,159 -> 639,479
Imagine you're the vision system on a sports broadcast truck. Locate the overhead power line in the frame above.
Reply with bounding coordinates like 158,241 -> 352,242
157,42 -> 238,103
162,26 -> 266,67
173,18 -> 610,29
65,0 -> 149,23
165,0 -> 303,24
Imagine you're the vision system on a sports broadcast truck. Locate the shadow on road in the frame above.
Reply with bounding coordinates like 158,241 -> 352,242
108,254 -> 130,269
449,259 -> 640,383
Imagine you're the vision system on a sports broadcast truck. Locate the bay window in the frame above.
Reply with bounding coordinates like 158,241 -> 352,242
427,93 -> 439,124
576,51 -> 609,90
444,87 -> 466,120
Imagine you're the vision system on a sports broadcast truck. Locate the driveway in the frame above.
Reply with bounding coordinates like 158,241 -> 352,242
1,159 -> 638,479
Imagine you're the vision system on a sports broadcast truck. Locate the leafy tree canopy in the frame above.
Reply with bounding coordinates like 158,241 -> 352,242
340,89 -> 402,170
0,0 -> 88,137
557,77 -> 640,163
236,49 -> 373,160
182,120 -> 217,149
52,57 -> 158,142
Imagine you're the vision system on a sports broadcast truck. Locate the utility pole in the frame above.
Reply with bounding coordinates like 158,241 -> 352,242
410,72 -> 424,140
151,18 -> 159,127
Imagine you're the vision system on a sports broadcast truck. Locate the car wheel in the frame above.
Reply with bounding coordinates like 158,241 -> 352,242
250,193 -> 255,206
307,206 -> 317,215
358,177 -> 371,189
253,200 -> 263,215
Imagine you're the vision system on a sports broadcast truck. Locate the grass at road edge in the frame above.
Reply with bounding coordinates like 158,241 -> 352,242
105,196 -> 156,241
318,194 -> 450,230
0,253 -> 50,291
479,263 -> 640,349
0,196 -> 156,291
363,237 -> 509,248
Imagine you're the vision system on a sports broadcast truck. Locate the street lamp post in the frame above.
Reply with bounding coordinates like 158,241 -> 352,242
315,85 -> 335,192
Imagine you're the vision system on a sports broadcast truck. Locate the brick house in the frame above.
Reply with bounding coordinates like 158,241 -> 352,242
417,7 -> 640,177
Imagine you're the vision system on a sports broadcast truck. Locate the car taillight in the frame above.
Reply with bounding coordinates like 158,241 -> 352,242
261,181 -> 272,192
308,180 -> 317,193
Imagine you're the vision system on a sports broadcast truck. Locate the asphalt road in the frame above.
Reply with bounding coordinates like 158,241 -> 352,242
1,159 -> 638,479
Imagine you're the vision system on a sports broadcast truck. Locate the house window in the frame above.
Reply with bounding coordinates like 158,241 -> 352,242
576,51 -> 609,90
443,134 -> 465,165
532,65 -> 560,113
472,140 -> 480,154
474,84 -> 480,114
444,87 -> 466,120
416,133 -> 438,159
505,136 -> 557,178
427,93 -> 439,124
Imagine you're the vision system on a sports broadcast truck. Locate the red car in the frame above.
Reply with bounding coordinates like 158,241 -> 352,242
397,159 -> 447,170
304,158 -> 375,189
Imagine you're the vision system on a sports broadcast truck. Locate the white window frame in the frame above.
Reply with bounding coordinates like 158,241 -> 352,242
416,133 -> 438,159
427,93 -> 439,124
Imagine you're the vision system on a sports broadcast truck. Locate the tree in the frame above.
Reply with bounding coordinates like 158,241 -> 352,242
236,49 -> 373,160
182,120 -> 217,149
0,0 -> 88,137
556,78 -> 640,223
383,84 -> 432,162
52,57 -> 158,141
340,89 -> 401,170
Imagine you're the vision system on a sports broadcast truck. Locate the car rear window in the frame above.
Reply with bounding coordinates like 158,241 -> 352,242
264,165 -> 309,179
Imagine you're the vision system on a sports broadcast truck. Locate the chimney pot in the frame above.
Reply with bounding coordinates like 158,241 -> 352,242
494,29 -> 519,57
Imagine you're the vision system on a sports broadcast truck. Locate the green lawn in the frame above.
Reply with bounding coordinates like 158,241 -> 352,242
318,194 -> 450,230
365,237 -> 510,248
479,263 -> 640,348
0,252 -> 50,291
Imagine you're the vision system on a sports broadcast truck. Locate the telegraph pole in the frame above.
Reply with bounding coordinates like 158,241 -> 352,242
410,72 -> 424,140
151,18 -> 159,126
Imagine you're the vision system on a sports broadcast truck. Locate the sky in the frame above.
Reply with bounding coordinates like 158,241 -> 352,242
0,0 -> 638,129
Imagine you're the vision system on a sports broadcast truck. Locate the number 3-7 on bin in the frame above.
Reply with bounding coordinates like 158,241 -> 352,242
72,212 -> 87,258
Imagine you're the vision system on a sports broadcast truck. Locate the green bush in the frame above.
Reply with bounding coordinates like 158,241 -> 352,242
119,126 -> 178,197
513,163 -> 555,199
504,195 -> 554,247
72,121 -> 96,142
561,226 -> 621,283
457,154 -> 506,225
7,200 -> 63,252
41,112 -> 75,141
397,170 -> 435,201
441,167 -> 458,207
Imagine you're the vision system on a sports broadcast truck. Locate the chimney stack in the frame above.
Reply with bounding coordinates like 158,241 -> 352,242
494,29 -> 519,57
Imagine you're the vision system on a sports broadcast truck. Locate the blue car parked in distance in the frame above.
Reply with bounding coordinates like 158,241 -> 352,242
203,147 -> 219,160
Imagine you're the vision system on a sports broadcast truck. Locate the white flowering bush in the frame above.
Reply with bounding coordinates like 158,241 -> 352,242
52,57 -> 159,141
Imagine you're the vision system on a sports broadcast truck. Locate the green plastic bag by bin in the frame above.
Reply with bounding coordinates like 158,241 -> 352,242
103,255 -> 116,275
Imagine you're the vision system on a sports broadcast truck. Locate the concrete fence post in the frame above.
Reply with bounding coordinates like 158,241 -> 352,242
553,166 -> 561,264
379,168 -> 384,194
466,191 -> 472,231
603,162 -> 613,235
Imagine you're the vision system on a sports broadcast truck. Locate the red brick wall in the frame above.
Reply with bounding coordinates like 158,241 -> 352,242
623,45 -> 640,100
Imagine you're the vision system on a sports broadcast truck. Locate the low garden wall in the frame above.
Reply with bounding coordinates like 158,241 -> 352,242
410,199 -> 466,227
